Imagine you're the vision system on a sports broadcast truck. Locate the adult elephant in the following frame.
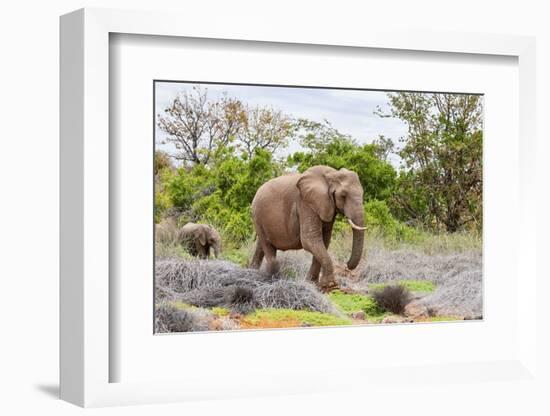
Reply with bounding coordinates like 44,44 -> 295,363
250,165 -> 366,292
178,222 -> 222,259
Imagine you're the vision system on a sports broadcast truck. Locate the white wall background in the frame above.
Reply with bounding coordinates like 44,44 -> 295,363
0,1 -> 548,415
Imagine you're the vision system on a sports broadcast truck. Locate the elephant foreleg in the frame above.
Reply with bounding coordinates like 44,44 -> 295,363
300,212 -> 337,291
196,242 -> 208,259
305,241 -> 336,292
322,221 -> 333,249
307,222 -> 334,283
307,258 -> 321,283
306,222 -> 333,285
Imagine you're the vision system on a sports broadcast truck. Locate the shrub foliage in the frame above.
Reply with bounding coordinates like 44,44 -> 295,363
155,86 -> 483,253
371,284 -> 412,315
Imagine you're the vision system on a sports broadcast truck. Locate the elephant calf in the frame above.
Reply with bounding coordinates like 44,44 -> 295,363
178,222 -> 222,259
250,165 -> 367,292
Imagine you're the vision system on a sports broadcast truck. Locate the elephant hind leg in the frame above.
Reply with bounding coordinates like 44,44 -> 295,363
187,242 -> 198,257
262,243 -> 279,276
250,241 -> 264,269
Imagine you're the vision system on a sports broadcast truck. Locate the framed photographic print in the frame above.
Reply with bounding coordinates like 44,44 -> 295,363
152,80 -> 484,334
60,7 -> 538,408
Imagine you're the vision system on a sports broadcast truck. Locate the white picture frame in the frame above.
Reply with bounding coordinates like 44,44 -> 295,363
60,7 -> 538,408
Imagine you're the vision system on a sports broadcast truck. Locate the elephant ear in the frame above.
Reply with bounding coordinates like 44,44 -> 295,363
194,227 -> 207,246
296,170 -> 335,222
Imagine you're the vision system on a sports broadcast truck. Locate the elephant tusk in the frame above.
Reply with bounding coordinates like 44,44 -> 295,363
347,218 -> 367,231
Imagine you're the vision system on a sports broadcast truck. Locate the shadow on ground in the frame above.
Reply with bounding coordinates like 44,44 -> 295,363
34,383 -> 59,399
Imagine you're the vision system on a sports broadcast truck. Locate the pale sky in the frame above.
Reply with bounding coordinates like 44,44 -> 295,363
154,82 -> 408,166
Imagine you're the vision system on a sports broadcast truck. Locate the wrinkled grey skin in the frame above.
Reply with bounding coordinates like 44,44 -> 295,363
178,223 -> 222,259
250,165 -> 365,292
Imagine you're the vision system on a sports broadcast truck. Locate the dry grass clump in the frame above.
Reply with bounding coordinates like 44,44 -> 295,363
371,285 -> 412,315
155,284 -> 179,302
209,316 -> 240,331
155,217 -> 180,246
360,249 -> 481,285
155,303 -> 212,333
416,270 -> 482,319
277,250 -> 312,280
155,258 -> 337,314
254,280 -> 336,313
155,258 -> 271,293
155,229 -> 483,326
156,302 -> 243,333
178,286 -> 257,314
411,231 -> 481,255
228,287 -> 257,315
359,248 -> 482,319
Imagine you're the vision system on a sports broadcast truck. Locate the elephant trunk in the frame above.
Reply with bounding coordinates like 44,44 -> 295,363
213,243 -> 221,259
346,207 -> 365,270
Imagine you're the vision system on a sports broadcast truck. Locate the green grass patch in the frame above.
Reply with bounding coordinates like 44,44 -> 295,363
369,280 -> 435,293
242,308 -> 352,328
155,243 -> 194,259
279,266 -> 298,279
211,307 -> 230,317
166,303 -> 230,318
412,231 -> 482,255
328,290 -> 385,317
416,315 -> 464,322
166,301 -> 195,310
221,247 -> 250,267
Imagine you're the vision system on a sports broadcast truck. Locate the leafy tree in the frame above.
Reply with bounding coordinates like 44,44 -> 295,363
163,164 -> 215,215
288,120 -> 396,202
224,149 -> 280,208
157,86 -> 246,166
157,86 -> 296,167
378,93 -> 483,232
293,119 -> 351,152
372,135 -> 395,162
236,106 -> 293,159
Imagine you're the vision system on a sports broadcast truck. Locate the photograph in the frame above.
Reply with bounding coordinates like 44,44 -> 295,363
153,81 -> 483,333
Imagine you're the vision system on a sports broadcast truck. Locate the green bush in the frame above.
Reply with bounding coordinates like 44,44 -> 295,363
364,200 -> 422,244
154,189 -> 172,224
155,117 -> 477,254
165,164 -> 215,211
155,149 -> 279,247
288,136 -> 397,201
